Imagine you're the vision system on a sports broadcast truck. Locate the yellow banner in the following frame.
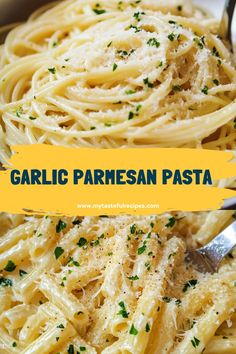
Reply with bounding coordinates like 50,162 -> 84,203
1,145 -> 235,215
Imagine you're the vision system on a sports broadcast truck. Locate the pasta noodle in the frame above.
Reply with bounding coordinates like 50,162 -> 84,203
0,1 -> 236,352
0,211 -> 236,353
0,0 -> 236,164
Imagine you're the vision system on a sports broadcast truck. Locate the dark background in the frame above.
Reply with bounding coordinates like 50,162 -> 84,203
0,0 -> 51,25
0,0 -> 52,42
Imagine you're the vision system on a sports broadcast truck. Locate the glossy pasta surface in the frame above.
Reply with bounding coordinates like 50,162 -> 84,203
0,211 -> 236,353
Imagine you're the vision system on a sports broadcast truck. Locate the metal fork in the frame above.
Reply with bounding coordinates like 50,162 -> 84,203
186,221 -> 236,273
218,0 -> 236,51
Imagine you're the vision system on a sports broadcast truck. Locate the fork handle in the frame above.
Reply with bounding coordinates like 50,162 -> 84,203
198,221 -> 236,269
219,0 -> 236,47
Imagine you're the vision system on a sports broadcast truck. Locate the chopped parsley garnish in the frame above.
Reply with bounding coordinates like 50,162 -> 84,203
133,11 -> 145,21
128,275 -> 139,281
77,237 -> 87,247
129,324 -> 138,335
136,104 -> 142,112
19,269 -> 27,277
56,220 -> 67,233
113,63 -> 118,71
143,77 -> 154,88
125,89 -> 136,95
145,323 -> 150,332
165,217 -> 176,228
183,279 -> 198,292
137,241 -> 147,255
93,8 -> 106,15
128,24 -> 142,33
91,239 -> 99,247
117,301 -> 129,318
212,46 -> 220,57
90,234 -> 104,247
16,106 -> 23,117
91,240 -> 99,246
128,111 -> 134,120
191,336 -> 200,348
130,224 -> 137,234
72,218 -> 81,225
233,281 -> 236,287
12,342 -> 17,347
90,126 -> 96,130
175,299 -> 182,306
54,247 -> 64,260
168,33 -> 175,41
108,252 -> 113,256
67,344 -> 75,354
0,277 -> 13,287
117,49 -> 132,58
128,105 -> 141,120
67,257 -> 80,267
190,320 -> 197,328
147,38 -> 160,48
172,85 -> 182,92
29,116 -> 37,120
201,86 -> 209,95
193,37 -> 205,49
162,296 -> 172,303
168,252 -> 176,260
145,261 -> 151,271
4,260 -> 16,272
213,79 -> 220,86
48,67 -> 56,74
80,347 -> 86,352
57,323 -> 65,328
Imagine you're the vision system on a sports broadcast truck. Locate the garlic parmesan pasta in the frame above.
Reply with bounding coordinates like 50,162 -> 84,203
0,0 -> 236,163
0,211 -> 236,354
0,1 -> 236,352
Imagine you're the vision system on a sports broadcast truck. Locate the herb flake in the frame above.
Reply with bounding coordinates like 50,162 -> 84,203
129,324 -> 138,335
4,260 -> 16,272
54,247 -> 64,260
